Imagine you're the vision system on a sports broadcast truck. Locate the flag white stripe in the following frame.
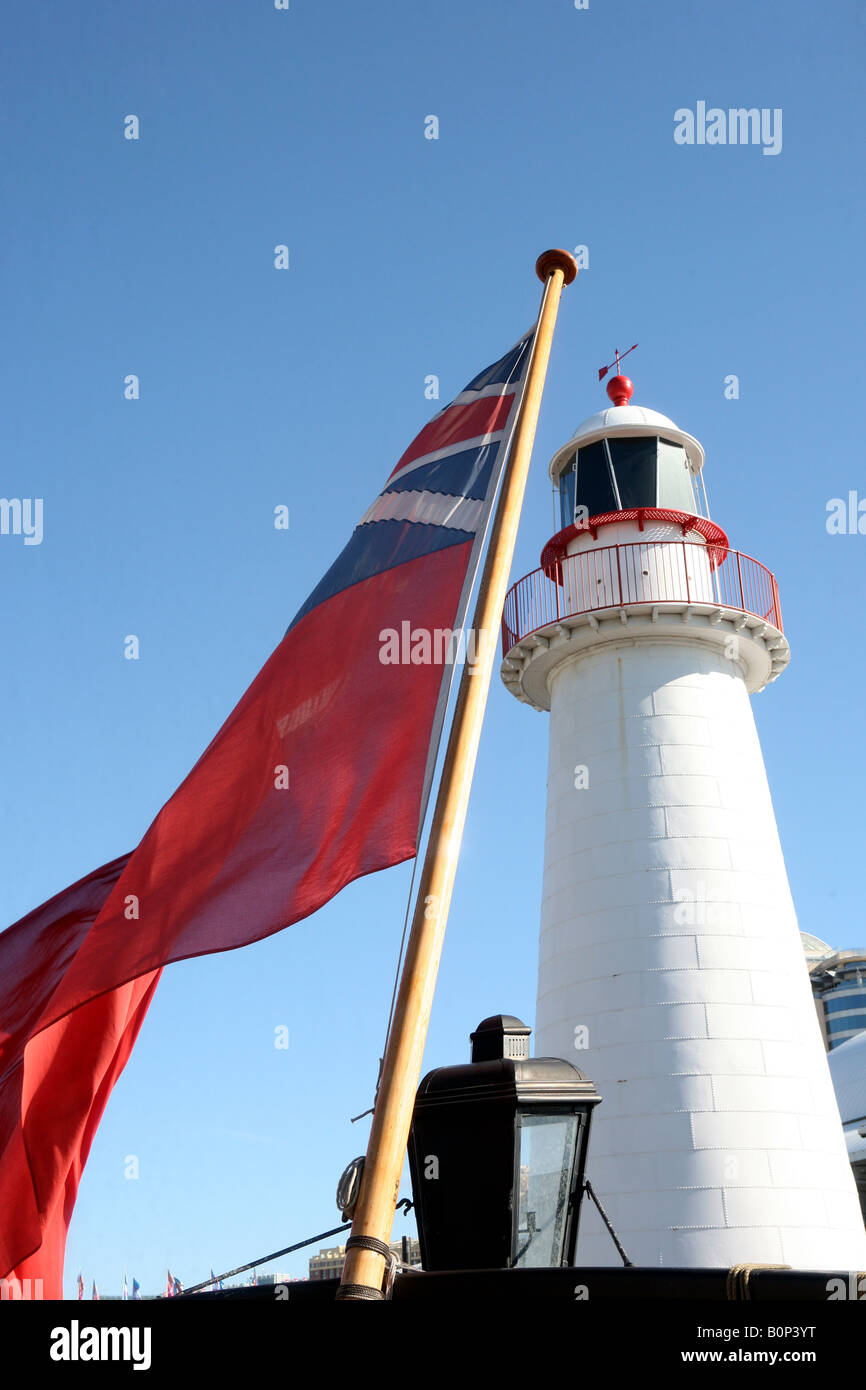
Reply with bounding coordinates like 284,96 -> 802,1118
443,381 -> 522,409
359,489 -> 485,533
386,430 -> 506,489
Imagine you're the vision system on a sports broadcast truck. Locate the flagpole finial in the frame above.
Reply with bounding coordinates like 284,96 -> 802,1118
535,248 -> 578,285
606,375 -> 634,407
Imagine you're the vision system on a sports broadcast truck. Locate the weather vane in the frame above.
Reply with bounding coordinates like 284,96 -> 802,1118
598,343 -> 638,382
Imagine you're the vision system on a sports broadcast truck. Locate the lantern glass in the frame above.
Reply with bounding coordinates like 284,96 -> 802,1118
514,1112 -> 581,1267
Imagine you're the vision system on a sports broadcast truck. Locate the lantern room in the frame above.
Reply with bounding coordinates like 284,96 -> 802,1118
550,375 -> 710,530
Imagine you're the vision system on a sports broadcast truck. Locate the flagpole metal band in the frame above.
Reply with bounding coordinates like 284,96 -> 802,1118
344,1234 -> 393,1261
334,1235 -> 394,1300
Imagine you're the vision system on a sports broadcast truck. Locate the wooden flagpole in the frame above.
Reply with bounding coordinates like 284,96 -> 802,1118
337,249 -> 578,1300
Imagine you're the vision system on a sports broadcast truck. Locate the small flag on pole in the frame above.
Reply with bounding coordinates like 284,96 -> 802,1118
598,343 -> 638,381
132,1277 -> 141,1301
77,1271 -> 84,1300
122,1273 -> 128,1301
91,1280 -> 99,1301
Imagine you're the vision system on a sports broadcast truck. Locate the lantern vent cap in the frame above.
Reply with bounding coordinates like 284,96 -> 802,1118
470,1015 -> 532,1063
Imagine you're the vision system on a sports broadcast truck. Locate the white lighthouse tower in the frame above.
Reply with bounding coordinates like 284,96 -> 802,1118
501,370 -> 866,1269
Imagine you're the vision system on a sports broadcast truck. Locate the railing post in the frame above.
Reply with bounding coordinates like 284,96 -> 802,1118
771,574 -> 782,630
684,541 -> 690,603
615,544 -> 623,606
735,550 -> 744,613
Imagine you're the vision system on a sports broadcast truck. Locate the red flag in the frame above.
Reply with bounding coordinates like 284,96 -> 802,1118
0,331 -> 534,1292
0,856 -> 159,1296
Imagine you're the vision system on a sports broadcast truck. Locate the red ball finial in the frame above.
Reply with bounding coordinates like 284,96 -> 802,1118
606,374 -> 634,407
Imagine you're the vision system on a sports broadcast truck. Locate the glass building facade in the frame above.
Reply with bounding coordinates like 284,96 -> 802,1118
827,1031 -> 866,1225
810,950 -> 866,1051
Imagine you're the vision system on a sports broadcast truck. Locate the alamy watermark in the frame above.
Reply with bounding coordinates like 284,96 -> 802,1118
0,497 -> 43,545
378,623 -> 491,671
674,103 -> 782,156
826,492 -> 866,535
50,1321 -> 151,1370
1,1277 -> 44,1299
826,1273 -> 866,1300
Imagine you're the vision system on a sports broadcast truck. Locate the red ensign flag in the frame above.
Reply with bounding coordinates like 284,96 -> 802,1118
0,332 -> 533,1294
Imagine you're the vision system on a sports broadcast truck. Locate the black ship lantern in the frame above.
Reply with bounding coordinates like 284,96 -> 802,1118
408,1015 -> 601,1271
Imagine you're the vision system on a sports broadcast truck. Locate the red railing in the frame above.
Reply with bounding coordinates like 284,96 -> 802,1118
502,540 -> 783,655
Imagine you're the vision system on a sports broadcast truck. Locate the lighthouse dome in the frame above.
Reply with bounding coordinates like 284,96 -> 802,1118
571,403 -> 682,445
549,403 -> 705,483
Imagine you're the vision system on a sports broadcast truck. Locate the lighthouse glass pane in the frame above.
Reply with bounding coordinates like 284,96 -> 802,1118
514,1113 -> 579,1268
657,438 -> 698,513
575,441 -> 617,517
607,437 -> 658,508
559,459 -> 576,529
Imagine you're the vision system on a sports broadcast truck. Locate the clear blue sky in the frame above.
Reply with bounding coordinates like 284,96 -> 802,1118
1,0 -> 863,1296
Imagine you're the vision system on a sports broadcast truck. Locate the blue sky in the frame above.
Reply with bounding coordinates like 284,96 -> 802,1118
1,0 -> 864,1295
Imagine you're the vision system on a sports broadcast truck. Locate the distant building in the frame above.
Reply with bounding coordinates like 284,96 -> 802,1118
309,1247 -> 346,1281
800,932 -> 833,968
309,1238 -> 420,1281
248,1271 -> 307,1286
810,948 -> 866,1051
827,1031 -> 866,1224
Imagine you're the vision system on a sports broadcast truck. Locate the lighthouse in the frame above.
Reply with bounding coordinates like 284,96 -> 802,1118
501,371 -> 866,1269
